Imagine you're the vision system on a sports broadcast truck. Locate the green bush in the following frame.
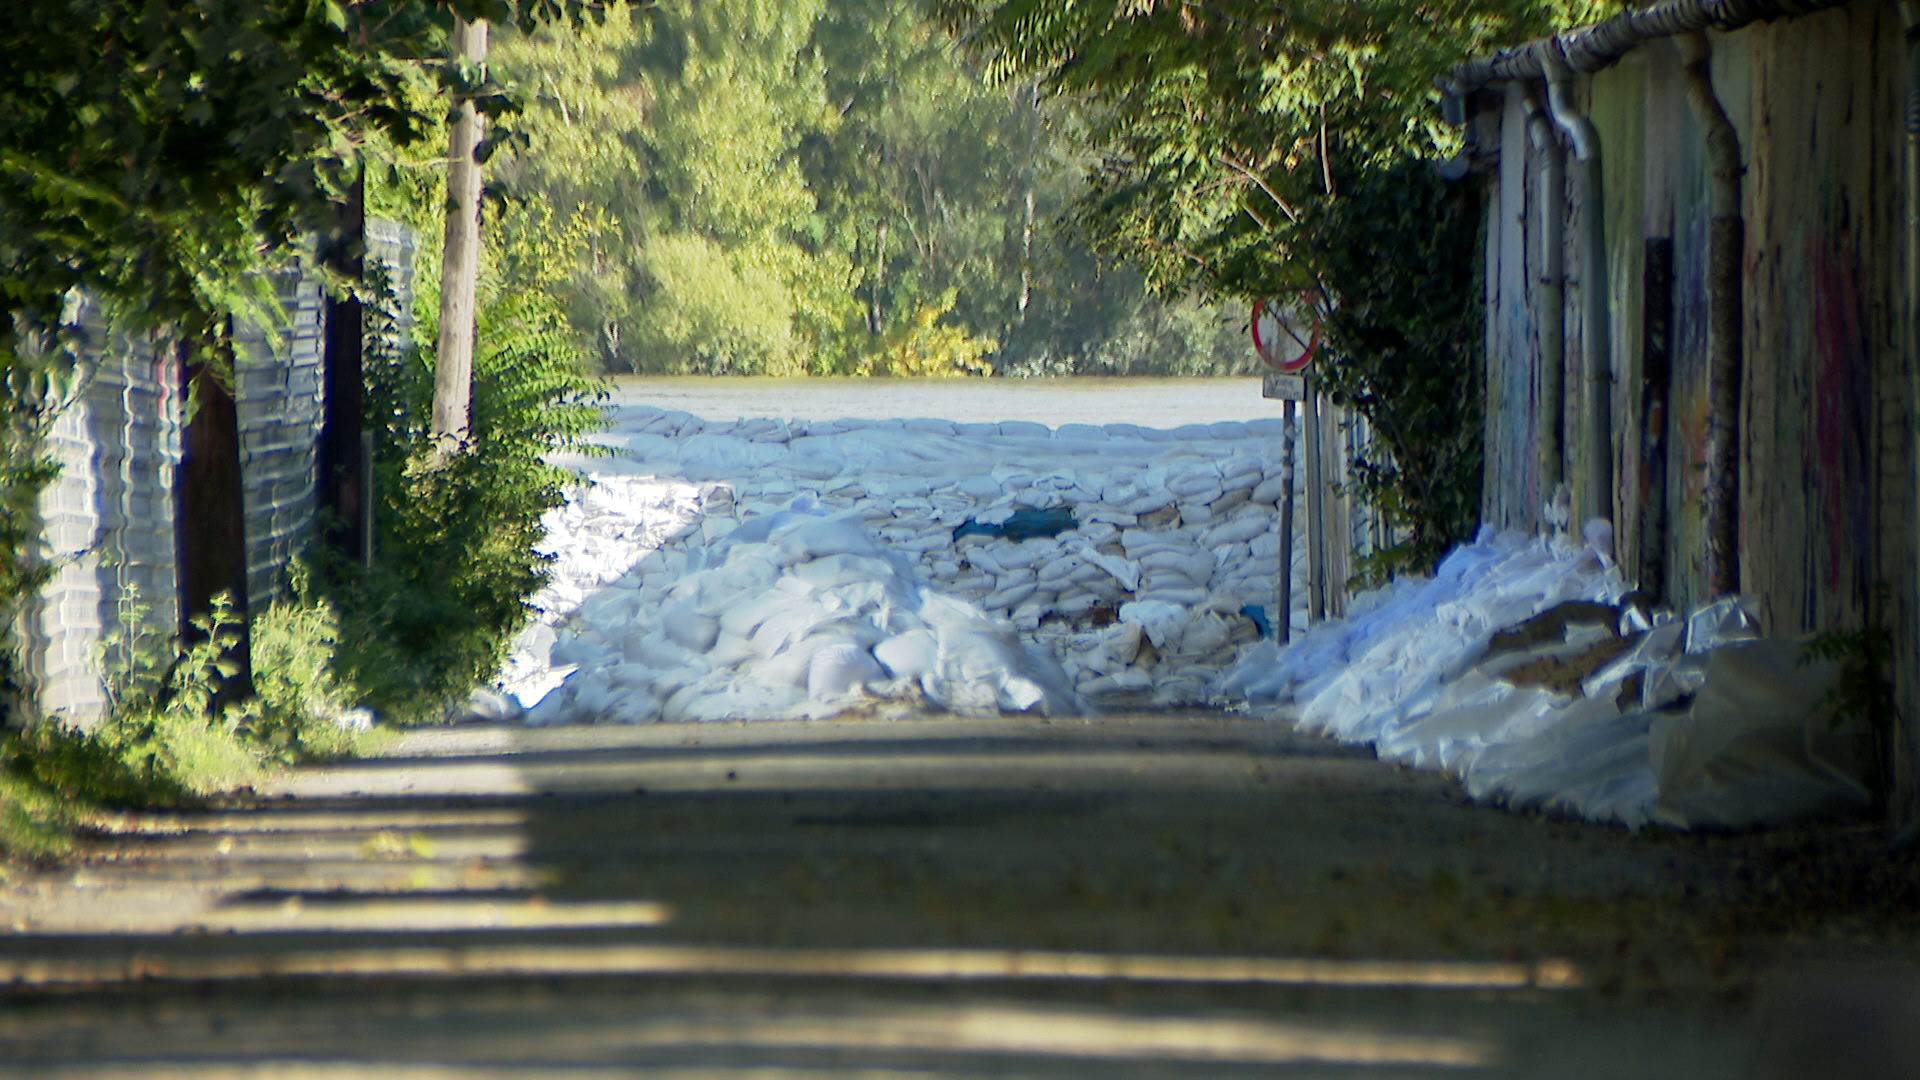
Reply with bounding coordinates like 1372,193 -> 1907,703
245,575 -> 362,762
1298,156 -> 1486,580
322,276 -> 606,724
1,593 -> 258,838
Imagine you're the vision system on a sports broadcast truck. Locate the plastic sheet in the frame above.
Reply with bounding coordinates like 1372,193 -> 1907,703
1212,534 -> 1871,830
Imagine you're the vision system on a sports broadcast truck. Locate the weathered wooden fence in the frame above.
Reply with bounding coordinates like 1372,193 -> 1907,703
1472,1 -> 1917,813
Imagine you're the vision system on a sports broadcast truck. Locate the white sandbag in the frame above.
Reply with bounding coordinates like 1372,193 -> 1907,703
1036,552 -> 1083,588
956,475 -> 1002,499
991,541 -> 1053,572
1179,607 -> 1239,658
1119,600 -> 1188,650
1079,668 -> 1155,696
1250,473 -> 1290,505
1209,486 -> 1252,515
999,420 -> 1052,439
1074,520 -> 1121,546
1178,503 -> 1215,528
1077,547 -> 1141,592
1051,592 -> 1103,618
1056,423 -> 1108,441
660,600 -> 721,653
752,632 -> 861,688
982,581 -> 1038,611
1136,586 -> 1208,607
873,628 -> 940,681
1122,490 -> 1175,516
807,641 -> 888,700
511,402 -> 1309,727
1139,548 -> 1216,585
1168,471 -> 1223,499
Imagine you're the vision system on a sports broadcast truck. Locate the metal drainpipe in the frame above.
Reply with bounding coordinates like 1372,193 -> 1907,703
1677,31 -> 1745,597
1544,55 -> 1614,529
1525,90 -> 1567,503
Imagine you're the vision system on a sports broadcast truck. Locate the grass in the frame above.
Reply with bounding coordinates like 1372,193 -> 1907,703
0,591 -> 389,866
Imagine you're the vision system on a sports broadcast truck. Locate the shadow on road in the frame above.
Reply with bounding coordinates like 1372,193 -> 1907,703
4,712 -> 1904,1076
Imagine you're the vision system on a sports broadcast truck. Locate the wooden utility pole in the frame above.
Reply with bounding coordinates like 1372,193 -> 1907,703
432,15 -> 488,455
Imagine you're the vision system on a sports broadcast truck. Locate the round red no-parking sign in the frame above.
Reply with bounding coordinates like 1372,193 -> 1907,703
1251,298 -> 1319,373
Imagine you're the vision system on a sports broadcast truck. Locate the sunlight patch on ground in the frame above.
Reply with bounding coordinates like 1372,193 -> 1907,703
0,941 -> 1578,994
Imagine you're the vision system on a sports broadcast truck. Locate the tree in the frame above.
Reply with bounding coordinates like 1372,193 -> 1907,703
0,0 -> 641,715
433,15 -> 492,454
937,0 -> 1598,565
487,0 -> 1252,377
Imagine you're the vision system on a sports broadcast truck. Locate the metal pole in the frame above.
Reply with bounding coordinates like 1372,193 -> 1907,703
1276,399 -> 1296,644
359,430 -> 375,568
1302,377 -> 1327,623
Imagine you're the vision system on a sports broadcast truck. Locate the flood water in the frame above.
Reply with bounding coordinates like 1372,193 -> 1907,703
608,376 -> 1277,428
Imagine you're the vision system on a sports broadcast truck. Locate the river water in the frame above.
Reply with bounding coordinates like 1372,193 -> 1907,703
608,376 -> 1278,428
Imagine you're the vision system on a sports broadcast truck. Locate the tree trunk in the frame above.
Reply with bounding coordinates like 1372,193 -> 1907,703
432,16 -> 488,455
175,325 -> 253,707
318,163 -> 367,564
870,221 -> 887,335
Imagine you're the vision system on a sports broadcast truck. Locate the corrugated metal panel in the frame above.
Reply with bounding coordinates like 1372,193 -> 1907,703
28,222 -> 418,724
366,218 -> 418,335
235,265 -> 327,604
29,296 -> 182,723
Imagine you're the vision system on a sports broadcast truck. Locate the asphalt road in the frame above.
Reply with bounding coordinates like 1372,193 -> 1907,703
2,710 -> 1915,1078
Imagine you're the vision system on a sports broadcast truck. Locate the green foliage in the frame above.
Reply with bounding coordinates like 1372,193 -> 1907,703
0,582 -> 383,860
0,0 -> 648,741
246,579 -> 362,762
0,0 -> 649,342
0,330 -> 82,730
485,0 -> 1252,376
0,591 -> 259,841
856,290 -> 997,377
90,592 -> 262,793
0,768 -> 76,862
324,262 -> 607,723
1802,608 -> 1898,810
940,0 -> 1599,568
1303,156 -> 1486,575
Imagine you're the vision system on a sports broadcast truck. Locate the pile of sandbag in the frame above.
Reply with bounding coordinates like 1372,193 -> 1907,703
1214,523 -> 1872,829
499,403 -> 1306,723
516,505 -> 1082,725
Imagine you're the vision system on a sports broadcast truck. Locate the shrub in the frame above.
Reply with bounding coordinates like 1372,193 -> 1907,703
1298,155 -> 1485,580
322,275 -> 606,723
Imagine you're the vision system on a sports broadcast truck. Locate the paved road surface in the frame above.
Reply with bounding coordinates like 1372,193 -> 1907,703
2,711 -> 1914,1077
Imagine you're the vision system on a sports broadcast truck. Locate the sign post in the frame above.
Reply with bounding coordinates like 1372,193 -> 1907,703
1253,300 -> 1317,644
1302,375 -> 1326,623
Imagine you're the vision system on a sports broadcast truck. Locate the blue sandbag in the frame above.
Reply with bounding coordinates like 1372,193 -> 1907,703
951,506 -> 1077,543
1240,603 -> 1272,639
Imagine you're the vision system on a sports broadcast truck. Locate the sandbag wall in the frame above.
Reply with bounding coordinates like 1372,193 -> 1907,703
505,403 -> 1309,722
